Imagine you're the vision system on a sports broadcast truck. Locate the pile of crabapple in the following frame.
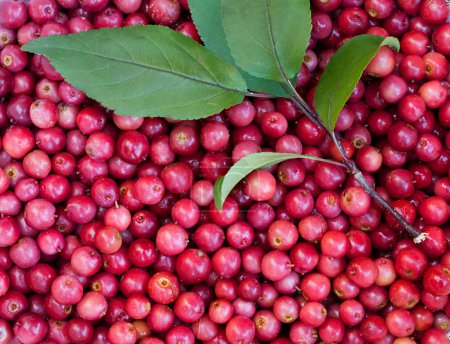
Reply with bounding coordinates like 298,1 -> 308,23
0,0 -> 450,343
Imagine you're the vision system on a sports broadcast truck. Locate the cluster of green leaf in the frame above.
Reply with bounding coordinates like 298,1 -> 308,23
22,0 -> 399,211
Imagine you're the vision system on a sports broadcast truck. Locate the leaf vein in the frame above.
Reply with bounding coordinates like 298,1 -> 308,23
115,39 -> 136,63
263,0 -> 285,83
166,33 -> 223,87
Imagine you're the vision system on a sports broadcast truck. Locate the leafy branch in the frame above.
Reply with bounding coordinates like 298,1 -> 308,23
22,0 -> 426,242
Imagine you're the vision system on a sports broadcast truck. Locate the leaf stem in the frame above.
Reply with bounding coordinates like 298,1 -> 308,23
330,131 -> 356,168
284,81 -> 424,242
245,91 -> 278,98
283,81 -> 323,129
292,155 -> 347,168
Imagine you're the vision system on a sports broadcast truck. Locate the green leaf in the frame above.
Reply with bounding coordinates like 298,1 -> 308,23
213,176 -> 224,213
221,0 -> 311,83
22,26 -> 247,120
189,0 -> 230,65
315,35 -> 400,132
189,0 -> 290,96
213,152 -> 343,210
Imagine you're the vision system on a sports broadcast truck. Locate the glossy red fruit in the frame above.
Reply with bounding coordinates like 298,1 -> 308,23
147,272 -> 180,304
148,0 -> 181,26
13,312 -> 49,344
225,315 -> 255,344
423,265 -> 450,296
244,170 -> 276,201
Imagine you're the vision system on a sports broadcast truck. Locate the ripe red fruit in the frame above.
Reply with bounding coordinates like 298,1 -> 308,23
244,170 -> 276,201
423,265 -> 450,296
148,0 -> 181,26
300,273 -> 330,302
340,186 -> 371,216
